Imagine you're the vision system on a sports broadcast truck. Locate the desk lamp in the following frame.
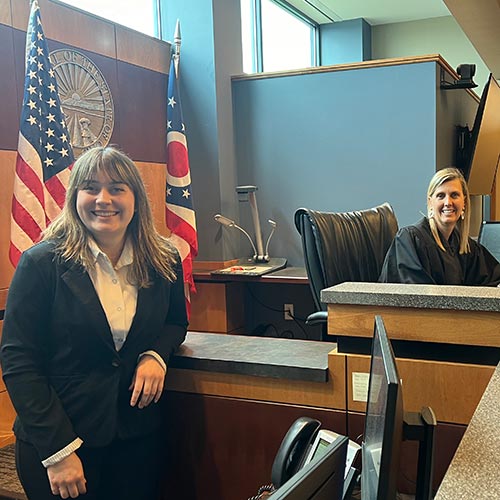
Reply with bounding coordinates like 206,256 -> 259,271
214,185 -> 286,275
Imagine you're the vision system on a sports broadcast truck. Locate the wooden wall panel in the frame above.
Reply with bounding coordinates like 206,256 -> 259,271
116,25 -> 169,74
0,24 -> 20,150
7,0 -> 170,74
345,353 -> 494,425
0,287 -> 15,446
116,61 -> 168,162
162,392 -> 347,500
189,282 -> 244,333
10,0 -> 116,59
0,392 -> 15,447
136,161 -> 168,237
0,151 -> 16,288
0,0 -> 11,26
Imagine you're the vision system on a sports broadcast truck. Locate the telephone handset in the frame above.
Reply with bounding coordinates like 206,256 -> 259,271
271,417 -> 321,488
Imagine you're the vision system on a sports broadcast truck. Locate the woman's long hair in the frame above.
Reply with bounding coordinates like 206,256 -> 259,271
427,167 -> 470,254
43,146 -> 178,286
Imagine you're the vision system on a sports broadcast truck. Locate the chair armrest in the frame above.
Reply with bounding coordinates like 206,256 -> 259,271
305,311 -> 328,326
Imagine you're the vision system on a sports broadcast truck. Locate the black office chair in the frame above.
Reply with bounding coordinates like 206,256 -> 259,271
294,203 -> 398,340
478,221 -> 500,263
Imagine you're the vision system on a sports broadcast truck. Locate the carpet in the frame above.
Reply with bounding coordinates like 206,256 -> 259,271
0,444 -> 26,500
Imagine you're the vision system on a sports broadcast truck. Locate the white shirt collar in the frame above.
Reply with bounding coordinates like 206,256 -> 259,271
88,238 -> 134,270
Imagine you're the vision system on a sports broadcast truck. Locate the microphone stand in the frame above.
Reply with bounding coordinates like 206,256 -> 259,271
213,186 -> 286,275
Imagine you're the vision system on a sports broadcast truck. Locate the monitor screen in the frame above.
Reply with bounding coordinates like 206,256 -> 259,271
361,315 -> 404,500
271,434 -> 348,500
461,73 -> 500,195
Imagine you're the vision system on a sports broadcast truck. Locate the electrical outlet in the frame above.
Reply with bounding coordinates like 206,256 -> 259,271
284,303 -> 294,320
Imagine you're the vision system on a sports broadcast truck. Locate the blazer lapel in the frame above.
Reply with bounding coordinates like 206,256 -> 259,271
60,263 -> 116,351
124,279 -> 160,345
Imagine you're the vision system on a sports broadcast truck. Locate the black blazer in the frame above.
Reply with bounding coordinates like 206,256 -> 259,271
0,240 -> 188,461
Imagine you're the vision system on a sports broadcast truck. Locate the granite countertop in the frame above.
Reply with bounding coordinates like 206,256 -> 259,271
321,282 -> 500,312
435,361 -> 500,499
169,332 -> 335,382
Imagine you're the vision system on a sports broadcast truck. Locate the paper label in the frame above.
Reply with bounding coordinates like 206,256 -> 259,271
352,372 -> 370,402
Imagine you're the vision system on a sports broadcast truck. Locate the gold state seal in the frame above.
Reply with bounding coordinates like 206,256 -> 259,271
49,49 -> 114,157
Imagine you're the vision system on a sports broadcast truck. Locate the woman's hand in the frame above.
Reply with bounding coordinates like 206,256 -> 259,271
129,355 -> 166,408
46,452 -> 86,498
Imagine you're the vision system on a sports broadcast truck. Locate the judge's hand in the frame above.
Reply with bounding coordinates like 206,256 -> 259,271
129,355 -> 166,409
46,452 -> 86,498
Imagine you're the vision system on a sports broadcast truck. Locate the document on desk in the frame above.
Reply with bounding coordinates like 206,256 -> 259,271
211,264 -> 278,276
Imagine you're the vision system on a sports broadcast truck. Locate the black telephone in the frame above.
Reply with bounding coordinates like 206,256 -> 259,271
270,417 -> 322,488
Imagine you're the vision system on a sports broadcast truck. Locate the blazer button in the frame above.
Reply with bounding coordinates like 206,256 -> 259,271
111,360 -> 120,368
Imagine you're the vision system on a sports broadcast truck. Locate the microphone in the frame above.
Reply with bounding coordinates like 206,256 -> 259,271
214,214 -> 258,261
264,219 -> 277,261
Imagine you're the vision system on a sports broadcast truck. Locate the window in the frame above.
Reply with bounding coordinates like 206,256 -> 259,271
55,0 -> 159,37
241,0 -> 317,73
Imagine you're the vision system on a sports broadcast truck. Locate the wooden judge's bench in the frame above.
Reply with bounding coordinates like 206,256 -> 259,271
322,281 -> 500,492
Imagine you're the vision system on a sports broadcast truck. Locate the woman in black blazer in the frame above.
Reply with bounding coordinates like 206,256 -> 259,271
0,147 -> 188,499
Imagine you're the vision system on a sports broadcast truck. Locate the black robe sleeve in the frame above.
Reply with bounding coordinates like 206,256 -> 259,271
463,240 -> 500,286
378,225 -> 438,284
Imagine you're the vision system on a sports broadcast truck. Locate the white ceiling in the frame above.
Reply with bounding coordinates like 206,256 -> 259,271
289,0 -> 500,78
289,0 -> 452,25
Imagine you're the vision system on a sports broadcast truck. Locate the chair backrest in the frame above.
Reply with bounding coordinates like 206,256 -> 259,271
478,221 -> 500,263
294,203 -> 398,312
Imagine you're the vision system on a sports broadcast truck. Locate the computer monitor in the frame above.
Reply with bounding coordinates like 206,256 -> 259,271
361,315 -> 404,500
271,434 -> 348,500
457,73 -> 500,195
360,316 -> 436,500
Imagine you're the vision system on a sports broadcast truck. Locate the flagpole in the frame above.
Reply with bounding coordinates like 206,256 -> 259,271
173,19 -> 181,77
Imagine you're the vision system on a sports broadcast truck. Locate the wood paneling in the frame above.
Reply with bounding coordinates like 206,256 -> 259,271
116,25 -> 169,74
189,282 -> 245,333
135,161 -> 168,237
8,0 -> 170,75
0,24 -> 19,150
0,309 -> 15,445
116,61 -> 168,162
11,0 -> 116,59
165,364 -> 338,409
0,151 -> 16,289
345,352 -> 494,425
0,391 -> 15,447
0,0 -> 11,27
162,392 -> 347,500
328,304 -> 500,346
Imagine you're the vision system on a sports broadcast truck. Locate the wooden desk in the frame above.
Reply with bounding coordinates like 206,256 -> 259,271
190,266 -> 315,337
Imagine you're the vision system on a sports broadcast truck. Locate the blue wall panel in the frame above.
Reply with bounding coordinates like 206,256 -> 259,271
232,62 -> 437,266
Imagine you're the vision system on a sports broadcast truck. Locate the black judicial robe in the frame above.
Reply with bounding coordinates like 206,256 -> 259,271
378,218 -> 500,286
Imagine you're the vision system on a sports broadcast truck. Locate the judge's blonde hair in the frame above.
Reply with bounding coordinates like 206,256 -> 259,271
427,167 -> 470,254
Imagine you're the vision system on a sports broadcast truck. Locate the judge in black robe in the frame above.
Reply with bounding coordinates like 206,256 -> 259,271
379,167 -> 500,286
378,217 -> 500,285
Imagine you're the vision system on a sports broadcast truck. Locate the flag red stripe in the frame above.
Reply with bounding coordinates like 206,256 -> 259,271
46,173 -> 70,209
9,244 -> 22,268
15,154 -> 45,203
165,209 -> 198,253
11,195 -> 43,242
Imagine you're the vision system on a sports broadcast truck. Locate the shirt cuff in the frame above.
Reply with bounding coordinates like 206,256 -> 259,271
42,437 -> 83,468
139,350 -> 167,373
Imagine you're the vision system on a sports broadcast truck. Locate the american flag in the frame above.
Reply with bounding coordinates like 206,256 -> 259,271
166,53 -> 198,317
9,0 -> 74,267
